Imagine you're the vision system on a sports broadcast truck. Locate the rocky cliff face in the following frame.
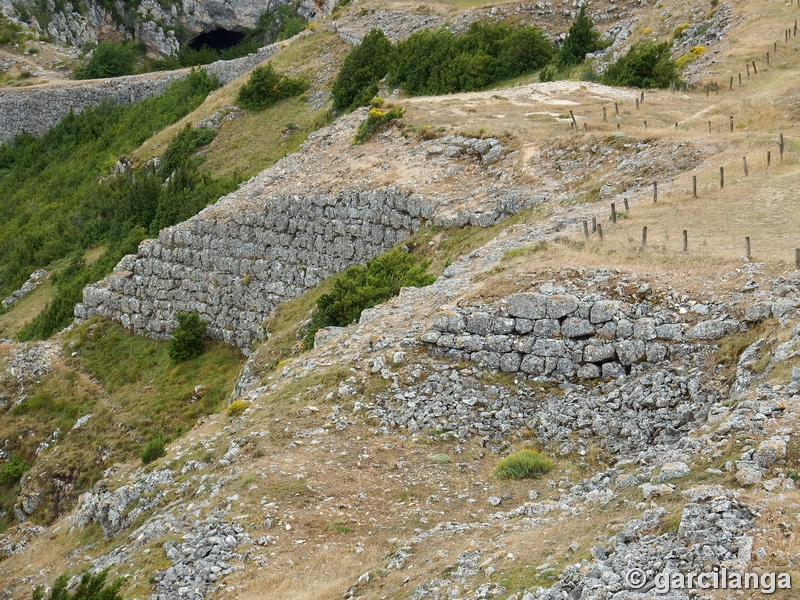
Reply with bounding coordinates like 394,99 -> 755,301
2,0 -> 332,57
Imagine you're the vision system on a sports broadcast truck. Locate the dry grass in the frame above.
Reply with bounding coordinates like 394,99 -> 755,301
131,29 -> 347,180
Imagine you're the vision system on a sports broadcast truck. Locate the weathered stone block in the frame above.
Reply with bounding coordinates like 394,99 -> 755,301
499,352 -> 522,372
615,340 -> 646,365
583,343 -> 616,363
465,312 -> 493,336
533,319 -> 561,337
507,293 -> 548,319
590,300 -> 620,323
561,317 -> 595,338
633,318 -> 657,340
492,317 -> 516,335
532,338 -> 567,357
520,354 -> 544,375
547,295 -> 580,319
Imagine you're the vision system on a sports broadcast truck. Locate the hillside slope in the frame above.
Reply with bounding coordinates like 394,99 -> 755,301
3,0 -> 800,599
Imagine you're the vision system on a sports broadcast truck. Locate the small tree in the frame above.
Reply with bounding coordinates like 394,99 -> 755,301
236,63 -> 308,111
74,41 -> 140,79
168,311 -> 207,362
331,29 -> 393,111
558,5 -> 603,67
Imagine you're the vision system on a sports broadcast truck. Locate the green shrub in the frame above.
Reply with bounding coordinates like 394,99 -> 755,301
0,454 -> 29,485
33,569 -> 124,600
236,63 -> 309,111
227,400 -> 250,417
168,311 -> 207,362
493,450 -> 553,480
303,249 -> 434,347
353,105 -> 405,144
74,40 -> 140,79
390,22 -> 553,96
331,29 -> 393,111
601,41 -> 680,89
557,5 -> 605,67
158,123 -> 216,176
141,435 -> 166,464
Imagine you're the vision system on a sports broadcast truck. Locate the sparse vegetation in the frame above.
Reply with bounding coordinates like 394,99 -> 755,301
494,450 -> 553,479
33,569 -> 124,600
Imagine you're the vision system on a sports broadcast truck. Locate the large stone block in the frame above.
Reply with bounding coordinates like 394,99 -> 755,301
506,293 -> 548,319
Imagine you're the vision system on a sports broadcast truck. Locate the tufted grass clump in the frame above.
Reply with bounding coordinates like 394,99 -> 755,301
494,450 -> 553,480
227,400 -> 250,417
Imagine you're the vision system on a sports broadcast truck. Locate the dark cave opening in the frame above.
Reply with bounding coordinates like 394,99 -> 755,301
189,29 -> 246,52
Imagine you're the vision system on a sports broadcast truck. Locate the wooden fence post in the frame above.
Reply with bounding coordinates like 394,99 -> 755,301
583,220 -> 589,239
653,181 -> 658,203
623,197 -> 629,212
743,156 -> 748,176
611,202 -> 617,223
683,230 -> 688,252
730,115 -> 734,132
720,166 -> 724,188
569,110 -> 577,129
615,102 -> 619,116
603,106 -> 607,122
795,248 -> 799,269
745,236 -> 751,260
592,217 -> 597,233
767,150 -> 771,168
780,133 -> 785,160
597,223 -> 604,241
641,226 -> 647,249
692,175 -> 697,198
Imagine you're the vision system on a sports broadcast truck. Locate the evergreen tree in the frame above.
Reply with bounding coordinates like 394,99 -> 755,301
331,29 -> 393,111
558,5 -> 603,67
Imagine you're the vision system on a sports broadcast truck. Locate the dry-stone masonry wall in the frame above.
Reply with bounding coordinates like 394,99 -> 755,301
0,38 -> 290,143
421,291 -> 742,382
75,187 -> 433,349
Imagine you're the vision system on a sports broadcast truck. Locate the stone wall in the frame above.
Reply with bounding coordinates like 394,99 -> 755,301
0,38 -> 291,143
75,187 -> 434,349
421,292 -> 742,382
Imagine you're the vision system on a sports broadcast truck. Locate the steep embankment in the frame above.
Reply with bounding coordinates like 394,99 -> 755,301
3,0 -> 800,598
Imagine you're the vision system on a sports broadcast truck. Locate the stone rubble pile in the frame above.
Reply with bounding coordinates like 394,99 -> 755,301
530,486 -> 755,600
1,269 -> 48,308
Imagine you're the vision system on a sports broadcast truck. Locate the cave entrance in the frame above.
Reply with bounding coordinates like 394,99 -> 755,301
189,29 -> 245,52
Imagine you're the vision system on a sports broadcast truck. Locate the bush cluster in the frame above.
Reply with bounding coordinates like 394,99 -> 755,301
333,11 -> 683,108
236,63 -> 308,111
601,41 -> 680,89
303,249 -> 435,347
493,450 -> 553,480
332,23 -> 553,110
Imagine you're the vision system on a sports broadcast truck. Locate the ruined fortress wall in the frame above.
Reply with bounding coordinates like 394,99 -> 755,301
0,38 -> 289,143
74,187 -> 435,349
